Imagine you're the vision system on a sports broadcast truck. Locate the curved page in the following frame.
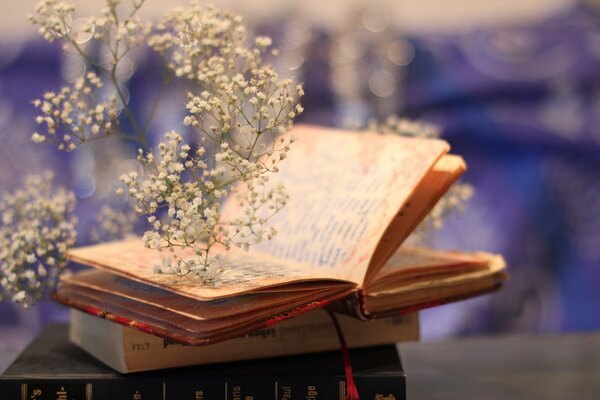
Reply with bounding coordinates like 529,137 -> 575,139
222,125 -> 449,284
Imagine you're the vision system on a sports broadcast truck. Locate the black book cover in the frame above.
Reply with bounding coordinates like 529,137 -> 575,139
1,323 -> 405,400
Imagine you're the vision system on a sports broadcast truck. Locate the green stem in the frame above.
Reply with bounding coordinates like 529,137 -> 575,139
215,176 -> 241,189
111,64 -> 143,135
141,71 -> 172,138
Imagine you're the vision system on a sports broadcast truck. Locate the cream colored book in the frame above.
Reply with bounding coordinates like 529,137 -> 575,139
55,125 -> 508,346
70,308 -> 419,373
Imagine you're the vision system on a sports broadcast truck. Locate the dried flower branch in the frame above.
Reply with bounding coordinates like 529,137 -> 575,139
113,3 -> 303,281
89,205 -> 138,243
28,0 -> 76,43
120,131 -> 290,281
30,0 -> 153,149
31,72 -> 119,151
369,115 -> 441,138
26,0 -> 303,284
0,173 -> 77,308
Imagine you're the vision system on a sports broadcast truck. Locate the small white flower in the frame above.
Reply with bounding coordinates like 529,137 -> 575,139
27,1 -> 304,285
13,291 -> 26,303
0,173 -> 77,308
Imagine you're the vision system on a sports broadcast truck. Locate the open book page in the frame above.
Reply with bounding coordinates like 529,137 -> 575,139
364,253 -> 507,311
366,246 -> 494,293
68,239 -> 353,301
220,125 -> 450,285
364,154 -> 466,283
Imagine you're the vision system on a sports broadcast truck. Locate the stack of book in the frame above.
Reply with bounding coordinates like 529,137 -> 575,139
1,125 -> 508,399
1,323 -> 408,399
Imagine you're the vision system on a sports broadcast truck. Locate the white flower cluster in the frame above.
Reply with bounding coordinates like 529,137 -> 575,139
30,0 -> 149,51
371,116 -> 474,238
90,0 -> 151,60
370,115 -> 441,138
28,0 -> 75,43
0,173 -> 77,308
89,205 -> 137,243
120,130 -> 291,283
150,3 -> 303,150
115,3 -> 302,281
24,0 -> 303,286
31,72 -> 119,151
417,183 -> 474,234
148,3 -> 253,80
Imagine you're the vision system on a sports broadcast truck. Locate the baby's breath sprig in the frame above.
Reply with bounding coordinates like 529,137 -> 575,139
89,205 -> 138,243
369,115 -> 441,138
416,183 -> 474,234
31,72 -> 119,151
120,130 -> 293,283
28,0 -> 76,43
25,0 -> 303,285
152,3 -> 304,160
0,173 -> 77,308
29,0 -> 150,64
117,3 -> 303,282
370,115 -> 474,238
30,0 -> 154,148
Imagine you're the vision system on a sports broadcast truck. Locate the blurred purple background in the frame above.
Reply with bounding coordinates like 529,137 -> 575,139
1,1 -> 599,357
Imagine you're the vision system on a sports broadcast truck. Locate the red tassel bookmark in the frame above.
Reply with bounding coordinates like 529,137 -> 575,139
327,310 -> 360,400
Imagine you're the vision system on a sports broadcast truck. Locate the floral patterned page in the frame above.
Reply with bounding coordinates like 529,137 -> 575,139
221,125 -> 449,284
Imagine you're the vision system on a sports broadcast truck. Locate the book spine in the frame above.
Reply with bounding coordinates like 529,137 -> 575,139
1,374 -> 405,400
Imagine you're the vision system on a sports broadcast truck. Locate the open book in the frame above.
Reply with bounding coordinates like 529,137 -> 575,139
54,125 -> 508,345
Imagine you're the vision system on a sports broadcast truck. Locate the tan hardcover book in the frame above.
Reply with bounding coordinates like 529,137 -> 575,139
70,308 -> 419,373
55,124 -> 508,345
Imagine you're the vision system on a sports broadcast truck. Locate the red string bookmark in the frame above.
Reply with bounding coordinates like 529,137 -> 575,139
327,310 -> 360,400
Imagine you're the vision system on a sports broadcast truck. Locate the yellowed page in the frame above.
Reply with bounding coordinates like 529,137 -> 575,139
364,253 -> 507,312
61,269 -> 343,321
69,239 -> 351,301
365,155 -> 466,283
366,246 -> 493,293
221,125 -> 450,284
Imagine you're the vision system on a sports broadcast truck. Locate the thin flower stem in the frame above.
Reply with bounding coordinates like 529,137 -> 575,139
141,71 -> 173,138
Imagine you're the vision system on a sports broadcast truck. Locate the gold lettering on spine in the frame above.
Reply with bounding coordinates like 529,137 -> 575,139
281,386 -> 292,399
232,385 -> 241,400
31,388 -> 42,399
56,386 -> 68,400
306,385 -> 318,400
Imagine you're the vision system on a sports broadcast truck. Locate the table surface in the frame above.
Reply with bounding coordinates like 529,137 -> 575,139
398,333 -> 600,399
2,331 -> 599,399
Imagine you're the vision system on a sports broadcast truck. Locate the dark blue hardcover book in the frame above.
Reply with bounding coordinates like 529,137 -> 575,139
0,324 -> 405,400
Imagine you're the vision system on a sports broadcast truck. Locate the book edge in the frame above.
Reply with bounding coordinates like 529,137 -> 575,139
69,309 -> 129,373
